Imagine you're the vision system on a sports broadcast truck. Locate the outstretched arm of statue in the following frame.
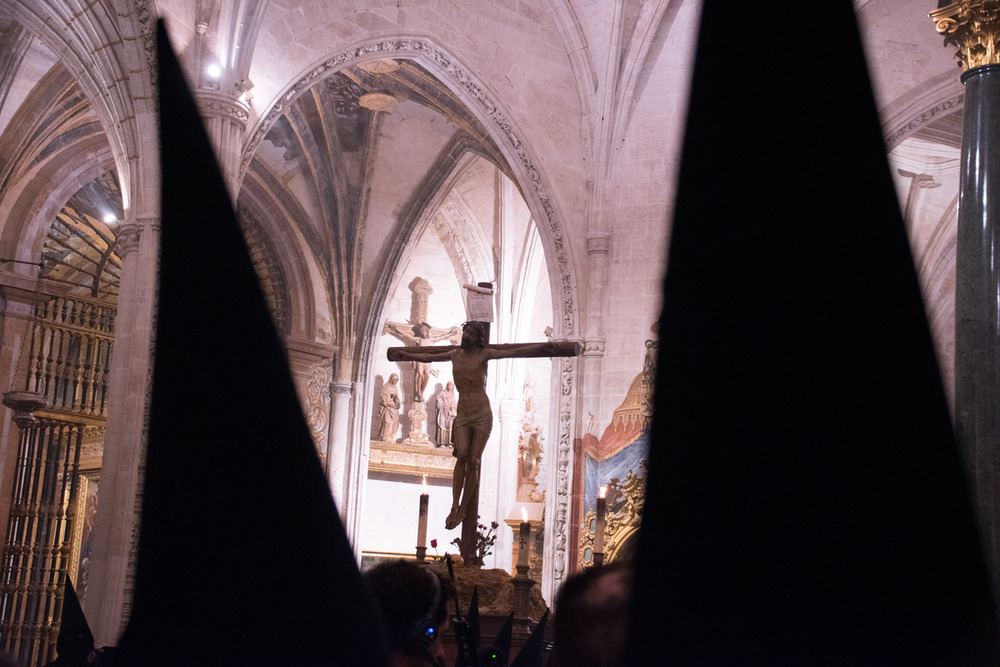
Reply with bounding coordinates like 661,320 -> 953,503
416,325 -> 461,345
487,340 -> 581,360
382,322 -> 416,346
388,345 -> 457,363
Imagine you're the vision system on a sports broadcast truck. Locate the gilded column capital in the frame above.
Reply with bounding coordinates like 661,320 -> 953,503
931,1 -> 1000,70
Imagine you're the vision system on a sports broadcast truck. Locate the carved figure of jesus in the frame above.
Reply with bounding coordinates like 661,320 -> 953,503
389,322 -> 580,530
383,322 -> 455,401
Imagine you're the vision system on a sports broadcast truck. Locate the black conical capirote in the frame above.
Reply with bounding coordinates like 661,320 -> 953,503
627,0 -> 999,663
115,21 -> 388,666
509,609 -> 547,667
489,612 -> 513,666
42,578 -> 94,667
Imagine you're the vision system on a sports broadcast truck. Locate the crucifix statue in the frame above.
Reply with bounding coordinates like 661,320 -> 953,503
382,321 -> 459,401
382,277 -> 461,444
388,320 -> 580,561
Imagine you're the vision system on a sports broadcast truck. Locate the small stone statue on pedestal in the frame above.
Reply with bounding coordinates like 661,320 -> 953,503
436,381 -> 458,446
377,373 -> 401,442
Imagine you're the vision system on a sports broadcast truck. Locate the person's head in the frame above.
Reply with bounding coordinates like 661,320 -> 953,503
364,560 -> 455,667
445,381 -> 454,392
389,373 -> 399,385
551,562 -> 632,667
416,322 -> 431,337
461,322 -> 487,350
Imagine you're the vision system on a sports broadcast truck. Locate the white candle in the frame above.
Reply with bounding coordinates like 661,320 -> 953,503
594,485 -> 607,555
417,475 -> 429,549
518,506 -> 531,567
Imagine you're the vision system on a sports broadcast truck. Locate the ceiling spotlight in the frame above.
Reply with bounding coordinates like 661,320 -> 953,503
206,62 -> 223,80
103,213 -> 118,224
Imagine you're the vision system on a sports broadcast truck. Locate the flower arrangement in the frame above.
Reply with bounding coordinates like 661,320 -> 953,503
451,521 -> 499,568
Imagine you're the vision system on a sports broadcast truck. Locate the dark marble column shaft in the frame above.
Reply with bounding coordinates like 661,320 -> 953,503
956,63 -> 1000,585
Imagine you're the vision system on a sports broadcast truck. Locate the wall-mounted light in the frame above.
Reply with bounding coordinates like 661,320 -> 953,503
206,61 -> 223,80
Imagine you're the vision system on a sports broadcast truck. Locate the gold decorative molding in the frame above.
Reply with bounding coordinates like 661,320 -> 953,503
578,463 -> 647,569
931,1 -> 1000,70
367,439 -> 456,480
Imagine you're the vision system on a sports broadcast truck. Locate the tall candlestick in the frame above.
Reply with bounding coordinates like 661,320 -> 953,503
594,485 -> 607,565
417,475 -> 429,559
518,506 -> 531,568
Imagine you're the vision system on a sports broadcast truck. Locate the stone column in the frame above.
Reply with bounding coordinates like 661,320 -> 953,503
581,235 -> 610,417
932,1 -> 1000,586
85,216 -> 159,644
328,381 -> 353,513
343,379 -> 367,549
192,90 -> 249,200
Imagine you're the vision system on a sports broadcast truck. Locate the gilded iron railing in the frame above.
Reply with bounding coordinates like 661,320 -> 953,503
0,294 -> 115,664
0,420 -> 84,664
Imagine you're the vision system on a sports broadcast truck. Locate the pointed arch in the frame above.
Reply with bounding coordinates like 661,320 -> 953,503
245,36 -> 582,591
9,1 -> 158,217
243,36 -> 580,341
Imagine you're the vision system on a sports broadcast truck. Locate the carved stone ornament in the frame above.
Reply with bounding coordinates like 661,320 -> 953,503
884,93 -> 964,152
586,236 -> 610,255
931,1 -> 1000,70
405,400 -> 432,445
367,439 -> 456,479
305,361 -> 333,463
517,379 -> 546,503
553,356 -> 576,589
80,426 -> 106,464
194,89 -> 251,127
114,221 -> 143,259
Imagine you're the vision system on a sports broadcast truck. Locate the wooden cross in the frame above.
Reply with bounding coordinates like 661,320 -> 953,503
388,321 -> 579,565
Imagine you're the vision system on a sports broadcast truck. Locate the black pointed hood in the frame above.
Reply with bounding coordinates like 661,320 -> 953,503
628,1 -> 999,663
114,20 -> 388,666
509,609 -> 547,667
42,578 -> 94,667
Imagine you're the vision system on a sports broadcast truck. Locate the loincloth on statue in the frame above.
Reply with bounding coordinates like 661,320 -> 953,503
452,408 -> 493,441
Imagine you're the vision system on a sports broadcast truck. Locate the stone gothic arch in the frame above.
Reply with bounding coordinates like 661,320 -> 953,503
243,36 -> 582,591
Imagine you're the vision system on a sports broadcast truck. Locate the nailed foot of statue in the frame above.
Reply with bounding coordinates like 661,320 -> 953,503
445,505 -> 462,530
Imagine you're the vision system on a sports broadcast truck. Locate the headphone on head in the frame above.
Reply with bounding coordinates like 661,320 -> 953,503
405,568 -> 442,656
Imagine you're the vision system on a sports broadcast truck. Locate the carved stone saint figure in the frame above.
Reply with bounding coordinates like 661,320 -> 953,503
436,381 -> 458,446
378,373 -> 401,442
